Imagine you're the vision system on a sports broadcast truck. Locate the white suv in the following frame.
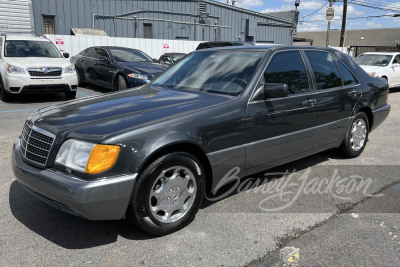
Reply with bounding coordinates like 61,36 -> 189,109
355,52 -> 400,88
0,34 -> 78,101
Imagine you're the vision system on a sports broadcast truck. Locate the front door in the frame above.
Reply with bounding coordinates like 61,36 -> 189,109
246,50 -> 317,169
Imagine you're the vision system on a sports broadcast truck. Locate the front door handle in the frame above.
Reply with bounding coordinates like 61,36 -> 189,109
348,89 -> 357,97
303,98 -> 317,107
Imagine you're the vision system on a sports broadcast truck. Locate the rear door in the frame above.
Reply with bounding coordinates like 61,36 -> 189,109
391,54 -> 400,86
304,50 -> 361,147
80,48 -> 98,84
245,50 -> 317,169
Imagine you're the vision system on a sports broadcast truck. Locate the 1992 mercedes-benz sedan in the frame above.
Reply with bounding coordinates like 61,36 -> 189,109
12,46 -> 390,236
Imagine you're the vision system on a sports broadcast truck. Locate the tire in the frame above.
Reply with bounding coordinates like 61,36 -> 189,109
76,68 -> 85,87
127,152 -> 206,236
114,75 -> 128,91
0,77 -> 11,102
340,112 -> 369,158
65,90 -> 76,100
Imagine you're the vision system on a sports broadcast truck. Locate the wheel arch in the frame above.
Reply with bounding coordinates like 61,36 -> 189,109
138,142 -> 214,193
355,106 -> 373,131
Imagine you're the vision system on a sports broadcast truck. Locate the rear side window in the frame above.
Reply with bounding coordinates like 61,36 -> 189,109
83,48 -> 96,58
337,61 -> 358,86
264,51 -> 310,95
305,51 -> 342,90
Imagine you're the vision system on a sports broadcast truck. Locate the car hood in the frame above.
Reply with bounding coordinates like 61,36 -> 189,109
6,57 -> 71,68
358,65 -> 386,74
119,61 -> 166,75
32,86 -> 232,141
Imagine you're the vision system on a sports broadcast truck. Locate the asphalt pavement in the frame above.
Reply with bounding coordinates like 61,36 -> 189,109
0,86 -> 399,266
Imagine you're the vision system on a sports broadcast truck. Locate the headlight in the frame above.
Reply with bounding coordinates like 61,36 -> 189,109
55,139 -> 120,174
7,64 -> 26,74
127,73 -> 148,79
369,72 -> 377,77
64,65 -> 76,74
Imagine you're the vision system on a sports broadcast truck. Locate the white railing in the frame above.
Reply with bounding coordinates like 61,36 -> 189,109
45,35 -> 202,59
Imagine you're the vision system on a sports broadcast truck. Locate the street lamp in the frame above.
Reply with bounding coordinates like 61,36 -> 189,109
295,0 -> 300,10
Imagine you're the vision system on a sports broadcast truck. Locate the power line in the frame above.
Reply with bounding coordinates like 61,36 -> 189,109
302,2 -> 329,17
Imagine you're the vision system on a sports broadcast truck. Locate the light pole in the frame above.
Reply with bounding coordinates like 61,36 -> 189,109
326,0 -> 333,47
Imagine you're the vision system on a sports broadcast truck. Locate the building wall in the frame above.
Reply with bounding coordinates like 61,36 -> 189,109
30,0 -> 296,44
296,28 -> 400,47
0,0 -> 33,34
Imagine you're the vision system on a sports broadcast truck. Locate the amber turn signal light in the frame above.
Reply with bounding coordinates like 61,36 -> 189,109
86,145 -> 120,174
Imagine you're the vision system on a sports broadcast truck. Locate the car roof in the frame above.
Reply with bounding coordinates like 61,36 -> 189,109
4,35 -> 51,42
193,45 -> 339,53
90,46 -> 140,50
361,52 -> 400,55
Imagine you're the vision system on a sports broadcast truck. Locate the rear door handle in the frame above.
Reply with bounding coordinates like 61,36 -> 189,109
303,98 -> 317,107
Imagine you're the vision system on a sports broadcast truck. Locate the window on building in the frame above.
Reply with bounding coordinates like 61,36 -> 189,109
43,16 -> 55,34
144,24 -> 152,39
264,51 -> 310,95
305,51 -> 342,90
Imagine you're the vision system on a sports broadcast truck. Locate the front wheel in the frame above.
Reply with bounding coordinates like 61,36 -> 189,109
0,77 -> 11,102
127,152 -> 205,236
340,112 -> 369,158
114,75 -> 128,91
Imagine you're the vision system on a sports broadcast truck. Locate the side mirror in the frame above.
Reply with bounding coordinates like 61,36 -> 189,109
99,56 -> 109,63
264,83 -> 289,99
63,52 -> 70,58
153,58 -> 158,63
392,63 -> 400,67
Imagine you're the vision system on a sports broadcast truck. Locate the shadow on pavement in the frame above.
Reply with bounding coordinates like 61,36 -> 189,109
9,181 -> 153,249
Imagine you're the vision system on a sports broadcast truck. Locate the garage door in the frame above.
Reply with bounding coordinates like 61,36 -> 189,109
0,0 -> 32,34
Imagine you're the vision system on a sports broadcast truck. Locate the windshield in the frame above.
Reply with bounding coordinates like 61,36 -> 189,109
152,51 -> 264,96
109,48 -> 153,62
171,54 -> 185,62
355,54 -> 393,67
4,40 -> 62,58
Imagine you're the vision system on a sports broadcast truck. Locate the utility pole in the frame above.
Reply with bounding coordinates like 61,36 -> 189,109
340,0 -> 348,47
326,0 -> 333,47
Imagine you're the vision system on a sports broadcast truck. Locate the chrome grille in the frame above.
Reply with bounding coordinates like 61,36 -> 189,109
20,123 -> 55,167
28,67 -> 62,77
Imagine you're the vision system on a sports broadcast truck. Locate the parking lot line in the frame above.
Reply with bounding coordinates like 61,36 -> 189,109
77,91 -> 90,97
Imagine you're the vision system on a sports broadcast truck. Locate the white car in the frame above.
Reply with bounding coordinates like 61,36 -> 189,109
355,52 -> 400,88
0,34 -> 78,101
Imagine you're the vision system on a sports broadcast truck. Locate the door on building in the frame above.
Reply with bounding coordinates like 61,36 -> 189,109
144,24 -> 152,39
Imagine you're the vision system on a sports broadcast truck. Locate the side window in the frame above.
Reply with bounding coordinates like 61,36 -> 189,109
83,48 -> 96,58
264,51 -> 310,95
337,61 -> 358,86
96,48 -> 110,60
393,55 -> 400,64
305,51 -> 342,90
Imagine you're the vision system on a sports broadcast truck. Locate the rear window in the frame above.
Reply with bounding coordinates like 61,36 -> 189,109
4,40 -> 62,58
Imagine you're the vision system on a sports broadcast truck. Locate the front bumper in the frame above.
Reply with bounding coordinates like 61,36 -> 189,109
3,72 -> 78,94
12,138 -> 137,220
371,103 -> 391,131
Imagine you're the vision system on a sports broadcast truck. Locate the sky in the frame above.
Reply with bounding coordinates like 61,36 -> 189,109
216,0 -> 400,32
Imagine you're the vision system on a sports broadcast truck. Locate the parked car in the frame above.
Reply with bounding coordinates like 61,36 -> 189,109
0,34 -> 78,101
71,46 -> 166,90
196,41 -> 255,50
354,52 -> 400,88
13,46 -> 390,236
158,53 -> 186,66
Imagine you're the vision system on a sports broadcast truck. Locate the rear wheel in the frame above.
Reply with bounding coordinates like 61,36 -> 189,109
127,152 -> 205,236
0,77 -> 11,102
76,68 -> 86,87
114,75 -> 128,91
340,112 -> 369,158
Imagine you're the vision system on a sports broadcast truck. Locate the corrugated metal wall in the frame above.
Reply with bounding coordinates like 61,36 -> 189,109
0,0 -> 33,34
31,0 -> 295,44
